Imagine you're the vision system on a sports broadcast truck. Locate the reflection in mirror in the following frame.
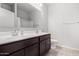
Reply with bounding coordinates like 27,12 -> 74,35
17,3 -> 42,30
0,3 -> 15,32
16,3 -> 44,34
0,3 -> 16,37
17,3 -> 34,28
1,3 -> 15,12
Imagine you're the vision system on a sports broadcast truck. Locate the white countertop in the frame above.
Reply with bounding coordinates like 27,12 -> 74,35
0,32 -> 49,45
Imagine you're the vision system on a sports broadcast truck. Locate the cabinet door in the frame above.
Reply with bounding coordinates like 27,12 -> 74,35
45,38 -> 51,51
39,34 -> 51,55
40,40 -> 46,55
10,49 -> 24,56
25,44 -> 39,56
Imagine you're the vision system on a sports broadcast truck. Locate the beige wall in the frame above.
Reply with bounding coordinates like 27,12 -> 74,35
48,3 -> 79,49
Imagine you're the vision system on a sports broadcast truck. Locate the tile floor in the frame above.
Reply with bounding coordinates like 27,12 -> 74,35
45,42 -> 79,56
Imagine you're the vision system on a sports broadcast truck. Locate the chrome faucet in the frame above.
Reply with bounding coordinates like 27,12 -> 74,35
12,29 -> 18,36
35,24 -> 39,33
20,30 -> 23,35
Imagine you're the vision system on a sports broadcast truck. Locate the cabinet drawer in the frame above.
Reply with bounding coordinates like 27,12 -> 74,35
40,34 -> 50,41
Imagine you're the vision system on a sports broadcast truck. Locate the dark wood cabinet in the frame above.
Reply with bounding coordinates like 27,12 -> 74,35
0,34 -> 51,56
40,34 -> 51,55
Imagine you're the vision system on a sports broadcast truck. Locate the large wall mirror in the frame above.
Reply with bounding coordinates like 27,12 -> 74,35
0,3 -> 43,32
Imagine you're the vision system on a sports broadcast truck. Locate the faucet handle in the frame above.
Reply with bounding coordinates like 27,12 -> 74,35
11,30 -> 18,36
20,30 -> 23,35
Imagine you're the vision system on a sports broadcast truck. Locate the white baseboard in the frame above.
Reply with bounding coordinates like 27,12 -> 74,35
60,45 -> 79,51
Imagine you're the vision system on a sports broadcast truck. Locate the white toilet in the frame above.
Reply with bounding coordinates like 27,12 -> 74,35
51,39 -> 58,49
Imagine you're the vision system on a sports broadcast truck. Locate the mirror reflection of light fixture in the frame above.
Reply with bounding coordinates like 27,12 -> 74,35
29,3 -> 43,11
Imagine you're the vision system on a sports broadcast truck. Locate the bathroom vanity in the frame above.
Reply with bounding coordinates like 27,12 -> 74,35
0,33 -> 51,56
0,3 -> 50,56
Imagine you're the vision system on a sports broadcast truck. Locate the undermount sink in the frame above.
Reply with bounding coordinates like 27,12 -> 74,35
0,32 -> 12,39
